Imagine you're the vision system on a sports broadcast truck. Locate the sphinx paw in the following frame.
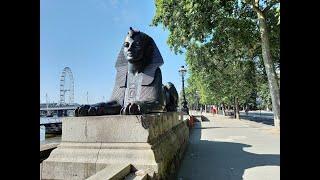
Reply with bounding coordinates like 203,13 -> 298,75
88,106 -> 97,116
120,103 -> 131,115
129,103 -> 141,115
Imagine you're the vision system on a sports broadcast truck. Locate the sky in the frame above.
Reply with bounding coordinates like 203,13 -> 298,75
40,0 -> 188,104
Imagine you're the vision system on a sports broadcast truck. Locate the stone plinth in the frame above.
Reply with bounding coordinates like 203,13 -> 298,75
41,112 -> 189,180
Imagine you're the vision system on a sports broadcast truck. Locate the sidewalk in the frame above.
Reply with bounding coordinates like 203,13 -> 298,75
177,114 -> 280,180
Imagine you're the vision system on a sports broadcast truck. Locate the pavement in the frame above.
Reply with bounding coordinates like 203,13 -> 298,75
177,114 -> 280,180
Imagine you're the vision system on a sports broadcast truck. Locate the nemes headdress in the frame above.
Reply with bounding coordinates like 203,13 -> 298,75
114,27 -> 164,86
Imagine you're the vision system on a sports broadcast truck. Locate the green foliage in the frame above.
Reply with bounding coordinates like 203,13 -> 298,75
257,76 -> 272,109
152,0 -> 260,54
152,0 -> 279,109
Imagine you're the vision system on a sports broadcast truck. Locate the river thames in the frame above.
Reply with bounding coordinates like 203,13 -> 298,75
40,117 -> 62,142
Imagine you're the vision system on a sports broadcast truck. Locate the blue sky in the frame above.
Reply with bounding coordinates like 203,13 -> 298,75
40,0 -> 188,104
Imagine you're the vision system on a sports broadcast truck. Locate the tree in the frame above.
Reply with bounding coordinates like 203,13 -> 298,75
183,39 -> 258,119
250,0 -> 280,128
152,0 -> 280,127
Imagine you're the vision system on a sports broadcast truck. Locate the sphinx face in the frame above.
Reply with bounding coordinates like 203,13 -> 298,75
123,34 -> 144,63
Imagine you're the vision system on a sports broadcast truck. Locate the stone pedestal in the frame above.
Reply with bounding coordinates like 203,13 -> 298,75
41,112 -> 189,179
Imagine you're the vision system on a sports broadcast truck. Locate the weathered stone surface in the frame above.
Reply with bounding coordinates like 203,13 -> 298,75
41,112 -> 189,179
86,164 -> 131,180
125,172 -> 149,180
40,143 -> 59,151
62,112 -> 181,143
40,163 -> 42,180
40,143 -> 59,163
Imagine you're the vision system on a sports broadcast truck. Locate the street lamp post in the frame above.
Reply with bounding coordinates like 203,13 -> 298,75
179,66 -> 189,114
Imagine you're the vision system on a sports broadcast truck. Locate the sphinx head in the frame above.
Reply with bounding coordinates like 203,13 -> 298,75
123,27 -> 153,65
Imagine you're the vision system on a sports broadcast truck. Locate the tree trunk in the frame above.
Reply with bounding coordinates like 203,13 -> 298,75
233,97 -> 236,119
255,10 -> 280,128
235,97 -> 240,119
222,103 -> 226,116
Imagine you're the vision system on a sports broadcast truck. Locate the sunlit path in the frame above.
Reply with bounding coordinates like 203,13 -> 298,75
177,114 -> 280,180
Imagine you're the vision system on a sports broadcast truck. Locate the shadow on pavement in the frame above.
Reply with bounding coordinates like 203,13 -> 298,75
176,122 -> 280,180
201,116 -> 210,122
191,115 -> 210,122
239,115 -> 274,126
216,111 -> 274,126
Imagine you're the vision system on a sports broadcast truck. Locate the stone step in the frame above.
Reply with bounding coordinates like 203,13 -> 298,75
40,143 -> 59,163
86,164 -> 131,180
124,172 -> 148,180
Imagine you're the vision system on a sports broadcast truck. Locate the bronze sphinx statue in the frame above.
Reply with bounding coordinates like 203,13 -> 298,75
75,27 -> 178,116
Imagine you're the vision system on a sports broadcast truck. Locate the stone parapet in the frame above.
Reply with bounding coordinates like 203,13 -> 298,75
41,112 -> 189,179
62,112 -> 181,143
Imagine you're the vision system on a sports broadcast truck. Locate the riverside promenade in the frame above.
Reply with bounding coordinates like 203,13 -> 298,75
177,113 -> 280,180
